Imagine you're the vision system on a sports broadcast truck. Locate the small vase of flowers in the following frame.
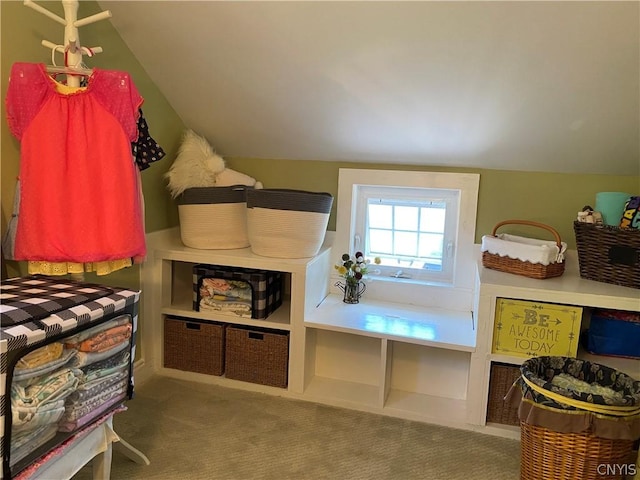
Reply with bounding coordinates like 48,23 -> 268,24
334,252 -> 380,304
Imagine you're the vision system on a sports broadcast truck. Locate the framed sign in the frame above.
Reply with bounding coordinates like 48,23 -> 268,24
492,298 -> 582,358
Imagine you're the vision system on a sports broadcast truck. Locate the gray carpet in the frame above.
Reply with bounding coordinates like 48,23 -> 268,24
74,376 -> 520,479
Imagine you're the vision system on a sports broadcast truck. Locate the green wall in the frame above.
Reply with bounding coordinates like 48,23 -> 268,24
2,0 -> 639,290
226,158 -> 639,249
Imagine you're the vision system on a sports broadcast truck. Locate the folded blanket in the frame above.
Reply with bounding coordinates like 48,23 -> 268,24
80,350 -> 130,383
199,295 -> 251,317
63,378 -> 128,422
15,343 -> 63,370
13,349 -> 77,383
76,324 -> 132,353
200,278 -> 252,301
11,423 -> 58,451
10,424 -> 58,466
12,405 -> 126,480
58,392 -> 126,433
11,399 -> 66,433
12,367 -> 79,408
68,340 -> 129,368
69,368 -> 128,403
63,314 -> 131,347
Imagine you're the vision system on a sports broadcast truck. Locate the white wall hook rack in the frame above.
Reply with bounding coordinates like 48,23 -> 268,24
23,0 -> 111,86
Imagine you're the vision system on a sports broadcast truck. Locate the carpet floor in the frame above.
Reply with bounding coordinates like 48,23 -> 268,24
73,376 -> 520,480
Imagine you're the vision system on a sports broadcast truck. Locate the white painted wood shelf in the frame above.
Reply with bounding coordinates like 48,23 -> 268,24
305,293 -> 476,351
471,250 -> 640,439
151,227 -> 323,273
142,227 -> 333,397
302,293 -> 475,427
163,286 -> 292,332
141,230 -> 639,440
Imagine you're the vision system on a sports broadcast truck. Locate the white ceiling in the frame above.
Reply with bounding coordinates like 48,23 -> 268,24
100,1 -> 639,175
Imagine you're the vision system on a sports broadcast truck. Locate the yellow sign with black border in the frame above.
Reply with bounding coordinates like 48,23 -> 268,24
492,298 -> 582,358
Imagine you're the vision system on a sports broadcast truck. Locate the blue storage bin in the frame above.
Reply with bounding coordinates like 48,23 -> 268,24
587,309 -> 640,359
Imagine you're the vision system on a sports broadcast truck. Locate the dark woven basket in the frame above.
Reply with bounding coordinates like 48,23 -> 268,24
573,221 -> 640,289
164,317 -> 225,376
486,363 -> 521,426
225,325 -> 289,388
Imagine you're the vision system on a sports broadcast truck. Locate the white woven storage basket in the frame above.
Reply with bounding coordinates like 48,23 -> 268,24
246,189 -> 333,258
177,186 -> 252,250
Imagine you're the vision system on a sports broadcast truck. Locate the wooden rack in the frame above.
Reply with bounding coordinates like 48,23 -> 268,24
24,0 -> 111,86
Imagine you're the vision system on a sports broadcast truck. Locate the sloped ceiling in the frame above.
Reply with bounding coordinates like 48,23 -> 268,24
100,1 -> 639,175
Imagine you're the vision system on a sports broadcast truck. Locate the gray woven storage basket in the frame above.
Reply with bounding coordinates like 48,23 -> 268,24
177,186 -> 252,249
246,189 -> 333,258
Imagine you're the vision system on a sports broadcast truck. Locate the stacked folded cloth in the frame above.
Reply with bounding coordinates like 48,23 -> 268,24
199,278 -> 252,317
9,314 -> 134,465
59,314 -> 132,432
10,343 -> 79,465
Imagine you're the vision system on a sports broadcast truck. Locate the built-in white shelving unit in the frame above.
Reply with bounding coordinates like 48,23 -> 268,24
141,227 -> 332,395
141,229 -> 640,438
303,293 -> 475,426
471,251 -> 640,438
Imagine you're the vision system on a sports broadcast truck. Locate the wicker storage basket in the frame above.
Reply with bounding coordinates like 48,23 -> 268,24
520,422 -> 636,480
516,356 -> 640,480
177,186 -> 252,250
246,189 -> 333,258
225,325 -> 289,388
481,220 -> 566,279
573,221 -> 640,289
486,362 -> 521,426
164,317 -> 225,376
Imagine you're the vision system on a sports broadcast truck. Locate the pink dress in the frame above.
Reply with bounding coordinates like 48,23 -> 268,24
6,63 -> 146,263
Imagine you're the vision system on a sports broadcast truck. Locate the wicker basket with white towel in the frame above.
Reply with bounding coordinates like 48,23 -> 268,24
481,220 -> 567,279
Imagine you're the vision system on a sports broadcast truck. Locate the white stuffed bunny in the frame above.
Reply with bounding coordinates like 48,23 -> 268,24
215,168 -> 263,189
165,129 -> 262,198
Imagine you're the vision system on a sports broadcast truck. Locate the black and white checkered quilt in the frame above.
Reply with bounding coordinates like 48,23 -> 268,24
0,275 -> 114,327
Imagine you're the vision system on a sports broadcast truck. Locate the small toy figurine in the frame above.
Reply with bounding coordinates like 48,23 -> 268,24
577,205 -> 603,225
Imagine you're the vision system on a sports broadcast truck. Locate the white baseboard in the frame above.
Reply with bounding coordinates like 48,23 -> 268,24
132,358 -> 154,387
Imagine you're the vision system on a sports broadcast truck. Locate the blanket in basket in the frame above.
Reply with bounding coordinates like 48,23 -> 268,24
481,233 -> 567,265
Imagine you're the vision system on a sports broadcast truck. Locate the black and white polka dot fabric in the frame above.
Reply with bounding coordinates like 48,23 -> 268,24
132,108 -> 166,171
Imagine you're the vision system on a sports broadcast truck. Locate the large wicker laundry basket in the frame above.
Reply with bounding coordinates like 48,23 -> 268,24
511,356 -> 640,480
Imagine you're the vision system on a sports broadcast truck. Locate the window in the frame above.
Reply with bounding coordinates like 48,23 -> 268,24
334,169 -> 480,310
355,185 -> 459,285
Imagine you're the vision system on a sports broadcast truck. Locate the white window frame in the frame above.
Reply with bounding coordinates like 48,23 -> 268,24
333,168 -> 480,312
355,185 -> 459,285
